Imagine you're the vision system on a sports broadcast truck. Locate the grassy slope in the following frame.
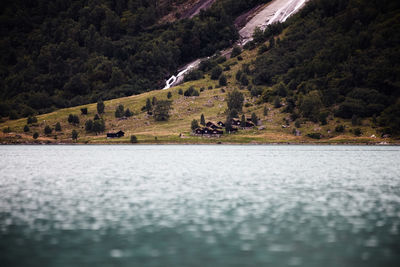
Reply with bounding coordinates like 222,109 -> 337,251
0,38 -> 395,144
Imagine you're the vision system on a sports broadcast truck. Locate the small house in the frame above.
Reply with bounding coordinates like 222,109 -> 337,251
217,121 -> 225,127
231,118 -> 241,126
245,121 -> 255,128
206,121 -> 222,129
211,129 -> 223,135
195,128 -> 204,135
107,130 -> 125,138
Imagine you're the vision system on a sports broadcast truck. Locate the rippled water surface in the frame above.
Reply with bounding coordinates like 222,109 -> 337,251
1,145 -> 400,267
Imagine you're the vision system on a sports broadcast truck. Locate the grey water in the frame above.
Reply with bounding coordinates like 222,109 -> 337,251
0,145 -> 400,267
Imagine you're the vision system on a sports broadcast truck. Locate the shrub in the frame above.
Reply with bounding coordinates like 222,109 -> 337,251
219,74 -> 227,86
251,113 -> 258,125
23,125 -> 29,132
319,112 -> 328,125
240,74 -> 249,86
44,125 -> 52,135
184,70 -> 204,82
237,56 -> 243,61
68,114 -> 79,124
295,120 -> 301,128
241,114 -> 246,127
94,114 -> 100,120
27,116 -> 38,124
85,120 -> 93,132
307,133 -> 321,139
55,122 -> 62,131
3,126 -> 11,133
236,70 -> 243,81
354,128 -> 362,136
145,98 -> 152,113
263,106 -> 268,116
227,89 -> 244,112
274,96 -> 282,108
72,129 -> 78,140
167,92 -> 172,99
33,132 -> 39,139
130,135 -> 138,143
200,87 -> 205,92
200,114 -> 205,126
80,108 -> 88,115
92,119 -> 105,133
97,101 -> 105,114
115,104 -> 124,118
191,119 -> 199,131
184,86 -> 199,97
154,100 -> 172,121
335,125 -> 345,133
125,108 -> 133,117
229,109 -> 239,118
178,89 -> 183,95
210,66 -> 222,80
231,46 -> 242,57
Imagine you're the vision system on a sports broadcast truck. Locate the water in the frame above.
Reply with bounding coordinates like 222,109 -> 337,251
0,145 -> 399,267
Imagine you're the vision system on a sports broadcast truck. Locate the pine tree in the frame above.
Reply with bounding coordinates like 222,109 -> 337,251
200,114 -> 205,126
241,114 -> 246,127
97,101 -> 105,114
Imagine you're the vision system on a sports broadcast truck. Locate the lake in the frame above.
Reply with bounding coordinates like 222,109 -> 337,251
0,145 -> 399,267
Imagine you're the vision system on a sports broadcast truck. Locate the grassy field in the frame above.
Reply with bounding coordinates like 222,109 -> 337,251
0,43 -> 396,145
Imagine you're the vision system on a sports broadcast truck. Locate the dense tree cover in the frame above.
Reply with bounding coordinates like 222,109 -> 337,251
250,0 -> 400,134
0,0 -> 266,118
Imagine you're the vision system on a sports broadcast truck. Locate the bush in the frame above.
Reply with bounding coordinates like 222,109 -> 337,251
130,135 -> 138,143
55,122 -> 62,131
263,106 -> 268,116
219,74 -> 227,86
240,74 -> 249,86
210,66 -> 222,80
97,101 -> 105,114
167,92 -> 172,99
319,112 -> 328,125
251,113 -> 258,125
125,108 -> 133,117
80,108 -> 88,115
92,119 -> 105,133
227,89 -> 244,112
178,89 -> 183,95
307,133 -> 321,139
335,125 -> 345,132
200,114 -> 205,126
295,120 -> 301,128
354,128 -> 362,136
72,129 -> 78,140
191,119 -> 199,131
3,126 -> 11,133
85,119 -> 93,132
33,132 -> 39,139
23,125 -> 29,132
231,46 -> 242,57
44,125 -> 52,135
68,114 -> 79,124
27,116 -> 38,124
237,56 -> 243,61
115,104 -> 124,118
184,86 -> 200,97
154,100 -> 172,121
274,96 -> 282,108
184,70 -> 204,82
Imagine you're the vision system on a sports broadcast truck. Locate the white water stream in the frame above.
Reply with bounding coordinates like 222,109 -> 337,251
162,0 -> 309,90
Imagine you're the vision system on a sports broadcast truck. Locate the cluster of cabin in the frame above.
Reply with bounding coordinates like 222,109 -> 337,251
194,121 -> 224,136
194,118 -> 256,137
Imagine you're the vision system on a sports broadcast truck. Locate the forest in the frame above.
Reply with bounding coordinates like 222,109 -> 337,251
242,0 -> 400,135
0,0 -> 265,118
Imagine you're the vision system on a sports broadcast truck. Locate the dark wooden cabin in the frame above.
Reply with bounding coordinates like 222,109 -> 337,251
231,118 -> 241,126
195,128 -> 204,135
217,121 -> 225,127
107,130 -> 125,138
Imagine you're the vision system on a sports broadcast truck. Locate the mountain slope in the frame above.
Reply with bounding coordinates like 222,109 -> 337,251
1,0 -> 399,144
